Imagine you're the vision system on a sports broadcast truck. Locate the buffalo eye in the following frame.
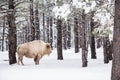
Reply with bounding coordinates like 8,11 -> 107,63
46,44 -> 50,48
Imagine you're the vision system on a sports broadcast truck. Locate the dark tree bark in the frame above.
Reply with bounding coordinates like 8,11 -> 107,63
30,0 -> 35,41
79,21 -> 82,48
90,12 -> 96,59
67,19 -> 71,49
63,22 -> 67,50
103,36 -> 110,63
22,27 -> 26,43
27,18 -> 31,42
35,2 -> 40,40
8,0 -> 17,65
57,18 -> 63,60
96,38 -> 102,48
111,0 -> 120,80
50,16 -> 53,49
43,13 -> 46,42
74,17 -> 79,53
106,37 -> 111,60
81,10 -> 88,67
6,37 -> 8,51
109,40 -> 113,60
2,16 -> 5,51
24,26 -> 28,43
46,17 -> 50,42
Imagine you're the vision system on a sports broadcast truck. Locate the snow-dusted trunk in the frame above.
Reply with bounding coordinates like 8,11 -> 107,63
63,22 -> 67,50
74,17 -> 79,53
8,0 -> 17,64
67,19 -> 71,49
81,10 -> 88,67
30,0 -> 35,41
90,12 -> 96,59
35,3 -> 40,40
57,18 -> 63,60
111,0 -> 120,79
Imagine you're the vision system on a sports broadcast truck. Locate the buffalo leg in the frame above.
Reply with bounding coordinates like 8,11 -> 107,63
18,56 -> 24,65
34,56 -> 38,65
34,55 -> 42,65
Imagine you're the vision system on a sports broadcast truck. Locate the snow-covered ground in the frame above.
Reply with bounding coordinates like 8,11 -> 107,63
0,47 -> 112,80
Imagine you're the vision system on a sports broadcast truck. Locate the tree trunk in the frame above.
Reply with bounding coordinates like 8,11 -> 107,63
57,18 -> 63,60
78,12 -> 82,48
35,3 -> 40,40
103,36 -> 109,63
8,0 -> 17,65
26,18 -> 31,42
43,13 -> 46,42
111,0 -> 120,79
6,37 -> 8,51
90,16 -> 96,59
74,17 -> 79,53
24,26 -> 28,43
109,40 -> 113,60
63,22 -> 67,50
79,23 -> 82,48
96,38 -> 102,48
22,27 -> 26,43
46,17 -> 50,42
50,16 -> 53,49
67,19 -> 71,49
2,16 -> 5,51
81,10 -> 88,67
30,0 -> 35,41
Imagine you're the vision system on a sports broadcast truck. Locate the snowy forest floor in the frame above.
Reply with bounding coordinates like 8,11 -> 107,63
0,47 -> 112,80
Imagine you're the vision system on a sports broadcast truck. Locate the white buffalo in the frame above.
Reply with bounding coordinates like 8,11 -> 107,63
17,40 -> 52,65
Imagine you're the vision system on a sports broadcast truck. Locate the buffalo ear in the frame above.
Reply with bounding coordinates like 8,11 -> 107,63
46,43 -> 50,48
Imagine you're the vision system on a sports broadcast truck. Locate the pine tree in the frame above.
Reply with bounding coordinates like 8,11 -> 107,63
90,11 -> 96,59
74,16 -> 79,53
2,16 -> 5,51
81,10 -> 88,67
50,16 -> 53,49
43,13 -> 46,42
30,0 -> 35,41
63,22 -> 67,50
109,40 -> 113,60
103,36 -> 109,63
78,14 -> 82,48
67,19 -> 71,49
8,0 -> 17,65
57,18 -> 63,60
111,0 -> 120,79
35,2 -> 40,40
46,16 -> 50,42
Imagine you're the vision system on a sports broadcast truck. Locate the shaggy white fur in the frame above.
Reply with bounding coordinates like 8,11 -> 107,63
17,40 -> 52,65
